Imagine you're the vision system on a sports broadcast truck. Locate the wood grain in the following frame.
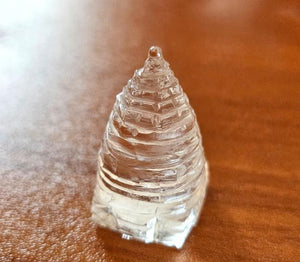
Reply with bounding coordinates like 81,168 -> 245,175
0,0 -> 299,261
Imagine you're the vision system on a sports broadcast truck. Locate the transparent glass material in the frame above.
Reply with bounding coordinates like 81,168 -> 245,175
91,46 -> 209,249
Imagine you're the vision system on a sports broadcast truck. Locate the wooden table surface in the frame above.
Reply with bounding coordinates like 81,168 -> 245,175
1,0 -> 299,261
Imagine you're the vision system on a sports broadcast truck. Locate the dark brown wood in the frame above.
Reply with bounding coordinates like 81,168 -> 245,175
0,0 -> 299,261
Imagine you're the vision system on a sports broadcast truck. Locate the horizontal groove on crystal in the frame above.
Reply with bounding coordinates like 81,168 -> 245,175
96,164 -> 207,202
105,132 -> 201,160
111,115 -> 200,141
99,158 -> 205,192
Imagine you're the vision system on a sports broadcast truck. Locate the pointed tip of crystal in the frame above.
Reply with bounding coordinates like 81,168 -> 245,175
148,46 -> 163,59
142,46 -> 170,75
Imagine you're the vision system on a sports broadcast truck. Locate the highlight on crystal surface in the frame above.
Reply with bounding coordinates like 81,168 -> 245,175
91,46 -> 209,249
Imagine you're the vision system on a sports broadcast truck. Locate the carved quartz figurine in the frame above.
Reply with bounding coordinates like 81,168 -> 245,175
91,46 -> 209,248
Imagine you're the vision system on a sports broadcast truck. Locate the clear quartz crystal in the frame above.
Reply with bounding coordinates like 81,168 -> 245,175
91,46 -> 209,249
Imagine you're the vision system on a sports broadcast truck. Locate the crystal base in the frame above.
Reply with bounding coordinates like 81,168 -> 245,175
92,163 -> 208,249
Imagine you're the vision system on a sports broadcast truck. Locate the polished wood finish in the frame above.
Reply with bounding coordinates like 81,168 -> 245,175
1,0 -> 299,261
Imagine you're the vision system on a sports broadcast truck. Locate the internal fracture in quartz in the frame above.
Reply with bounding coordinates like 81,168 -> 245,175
91,46 -> 209,248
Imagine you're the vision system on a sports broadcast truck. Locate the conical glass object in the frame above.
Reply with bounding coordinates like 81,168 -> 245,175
91,46 -> 209,249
